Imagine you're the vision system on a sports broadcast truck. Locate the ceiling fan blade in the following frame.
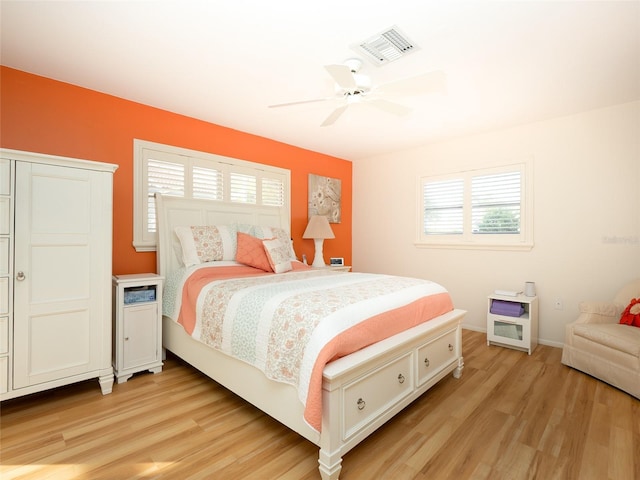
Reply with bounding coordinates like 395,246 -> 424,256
366,98 -> 411,116
320,104 -> 349,127
268,97 -> 333,108
376,70 -> 446,96
324,64 -> 357,90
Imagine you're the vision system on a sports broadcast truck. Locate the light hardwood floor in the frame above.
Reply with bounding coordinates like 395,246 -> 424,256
1,330 -> 638,480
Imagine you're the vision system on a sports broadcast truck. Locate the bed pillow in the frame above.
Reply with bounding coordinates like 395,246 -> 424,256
236,232 -> 273,272
252,225 -> 297,261
174,224 -> 237,267
262,238 -> 293,273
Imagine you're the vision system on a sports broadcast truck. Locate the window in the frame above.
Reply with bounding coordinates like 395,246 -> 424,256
133,140 -> 290,251
418,162 -> 533,250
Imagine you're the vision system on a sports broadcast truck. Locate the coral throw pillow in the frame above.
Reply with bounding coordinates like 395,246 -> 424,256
236,232 -> 273,272
620,298 -> 640,327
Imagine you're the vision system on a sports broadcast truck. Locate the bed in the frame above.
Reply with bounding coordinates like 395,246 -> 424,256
155,194 -> 465,480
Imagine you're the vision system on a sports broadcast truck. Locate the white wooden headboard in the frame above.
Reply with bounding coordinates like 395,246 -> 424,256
155,193 -> 290,278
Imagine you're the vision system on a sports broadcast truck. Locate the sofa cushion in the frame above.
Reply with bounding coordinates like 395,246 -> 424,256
573,323 -> 640,357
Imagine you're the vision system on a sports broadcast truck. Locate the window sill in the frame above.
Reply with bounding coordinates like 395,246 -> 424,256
133,241 -> 157,253
414,241 -> 534,252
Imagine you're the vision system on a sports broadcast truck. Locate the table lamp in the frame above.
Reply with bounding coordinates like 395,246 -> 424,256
302,215 -> 335,267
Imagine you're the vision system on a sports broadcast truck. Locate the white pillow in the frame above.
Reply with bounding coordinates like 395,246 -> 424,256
174,224 -> 237,267
252,225 -> 297,261
262,238 -> 292,273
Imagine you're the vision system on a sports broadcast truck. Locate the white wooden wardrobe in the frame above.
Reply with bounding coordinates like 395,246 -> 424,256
0,149 -> 117,400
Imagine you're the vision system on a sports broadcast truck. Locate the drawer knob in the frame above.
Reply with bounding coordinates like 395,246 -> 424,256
124,337 -> 130,341
397,373 -> 405,384
16,271 -> 26,281
357,398 -> 366,410
424,357 -> 430,367
448,343 -> 454,352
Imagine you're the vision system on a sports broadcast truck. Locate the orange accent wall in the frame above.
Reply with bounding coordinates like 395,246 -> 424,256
0,66 -> 352,274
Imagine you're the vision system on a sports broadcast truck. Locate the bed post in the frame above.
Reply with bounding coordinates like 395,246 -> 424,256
319,380 -> 343,480
318,450 -> 342,480
453,324 -> 464,379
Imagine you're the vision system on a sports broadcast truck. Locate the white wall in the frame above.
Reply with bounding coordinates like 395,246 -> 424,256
353,101 -> 640,347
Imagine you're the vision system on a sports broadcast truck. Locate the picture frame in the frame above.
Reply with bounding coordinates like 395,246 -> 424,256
308,173 -> 342,223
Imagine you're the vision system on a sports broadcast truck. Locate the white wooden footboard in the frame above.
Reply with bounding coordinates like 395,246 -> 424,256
163,308 -> 464,480
317,308 -> 464,480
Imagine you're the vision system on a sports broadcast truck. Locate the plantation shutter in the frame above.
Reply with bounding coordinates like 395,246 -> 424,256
229,172 -> 257,204
423,178 -> 464,235
262,176 -> 285,207
146,158 -> 185,233
193,165 -> 223,201
471,172 -> 521,234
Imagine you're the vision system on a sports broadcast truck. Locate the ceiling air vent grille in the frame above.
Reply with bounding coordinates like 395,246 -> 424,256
354,26 -> 420,66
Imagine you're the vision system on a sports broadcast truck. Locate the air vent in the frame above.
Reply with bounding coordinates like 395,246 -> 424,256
353,26 -> 420,66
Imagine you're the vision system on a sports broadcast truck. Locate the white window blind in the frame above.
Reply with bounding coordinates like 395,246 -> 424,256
133,140 -> 290,251
230,172 -> 257,204
423,178 -> 464,235
193,165 -> 223,201
262,176 -> 285,207
472,171 -> 521,234
418,162 -> 532,249
146,159 -> 185,234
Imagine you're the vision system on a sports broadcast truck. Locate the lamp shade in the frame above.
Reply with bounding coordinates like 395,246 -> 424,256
302,215 -> 335,240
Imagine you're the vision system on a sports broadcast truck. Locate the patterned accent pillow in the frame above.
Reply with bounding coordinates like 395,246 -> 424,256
262,238 -> 293,273
174,224 -> 237,267
252,225 -> 297,261
236,232 -> 273,272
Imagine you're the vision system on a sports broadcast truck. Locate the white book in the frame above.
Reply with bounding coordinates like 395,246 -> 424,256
495,289 -> 520,297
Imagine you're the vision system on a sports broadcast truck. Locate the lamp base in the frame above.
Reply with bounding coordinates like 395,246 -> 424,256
311,238 -> 326,268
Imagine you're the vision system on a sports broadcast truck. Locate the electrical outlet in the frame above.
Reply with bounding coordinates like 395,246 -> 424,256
554,298 -> 563,310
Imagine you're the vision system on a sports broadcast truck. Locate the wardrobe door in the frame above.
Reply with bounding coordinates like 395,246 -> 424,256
13,161 -> 110,388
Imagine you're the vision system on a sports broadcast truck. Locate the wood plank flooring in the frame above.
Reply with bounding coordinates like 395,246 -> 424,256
1,330 -> 638,479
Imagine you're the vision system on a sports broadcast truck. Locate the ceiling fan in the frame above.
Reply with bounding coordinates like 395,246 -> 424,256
268,58 -> 446,127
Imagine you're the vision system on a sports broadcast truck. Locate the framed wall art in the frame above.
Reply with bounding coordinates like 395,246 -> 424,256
308,174 -> 341,223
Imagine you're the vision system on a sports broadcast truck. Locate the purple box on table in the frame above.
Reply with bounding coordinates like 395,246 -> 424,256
490,299 -> 525,317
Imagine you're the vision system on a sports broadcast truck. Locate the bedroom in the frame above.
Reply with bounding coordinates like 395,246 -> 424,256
1,1 -> 639,479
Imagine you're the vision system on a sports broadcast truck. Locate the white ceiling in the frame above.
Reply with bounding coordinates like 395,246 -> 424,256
2,1 -> 639,160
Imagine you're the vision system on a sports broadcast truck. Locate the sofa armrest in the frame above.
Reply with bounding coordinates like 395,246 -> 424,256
574,301 -> 619,324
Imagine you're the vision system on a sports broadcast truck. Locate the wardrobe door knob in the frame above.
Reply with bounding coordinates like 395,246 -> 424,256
16,271 -> 26,281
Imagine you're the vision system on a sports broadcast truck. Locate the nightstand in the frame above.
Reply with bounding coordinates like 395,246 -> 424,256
112,274 -> 164,383
312,265 -> 352,272
487,293 -> 539,355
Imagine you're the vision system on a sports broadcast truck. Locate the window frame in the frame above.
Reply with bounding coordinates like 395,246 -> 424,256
133,139 -> 290,252
416,160 -> 533,250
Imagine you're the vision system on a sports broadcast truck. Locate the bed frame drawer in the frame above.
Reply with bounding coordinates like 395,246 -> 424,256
342,351 -> 414,441
417,329 -> 458,387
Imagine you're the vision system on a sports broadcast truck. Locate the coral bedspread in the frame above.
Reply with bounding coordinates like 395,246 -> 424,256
164,262 -> 453,431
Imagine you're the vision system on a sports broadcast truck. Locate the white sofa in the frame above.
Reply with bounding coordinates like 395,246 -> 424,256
561,279 -> 640,399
